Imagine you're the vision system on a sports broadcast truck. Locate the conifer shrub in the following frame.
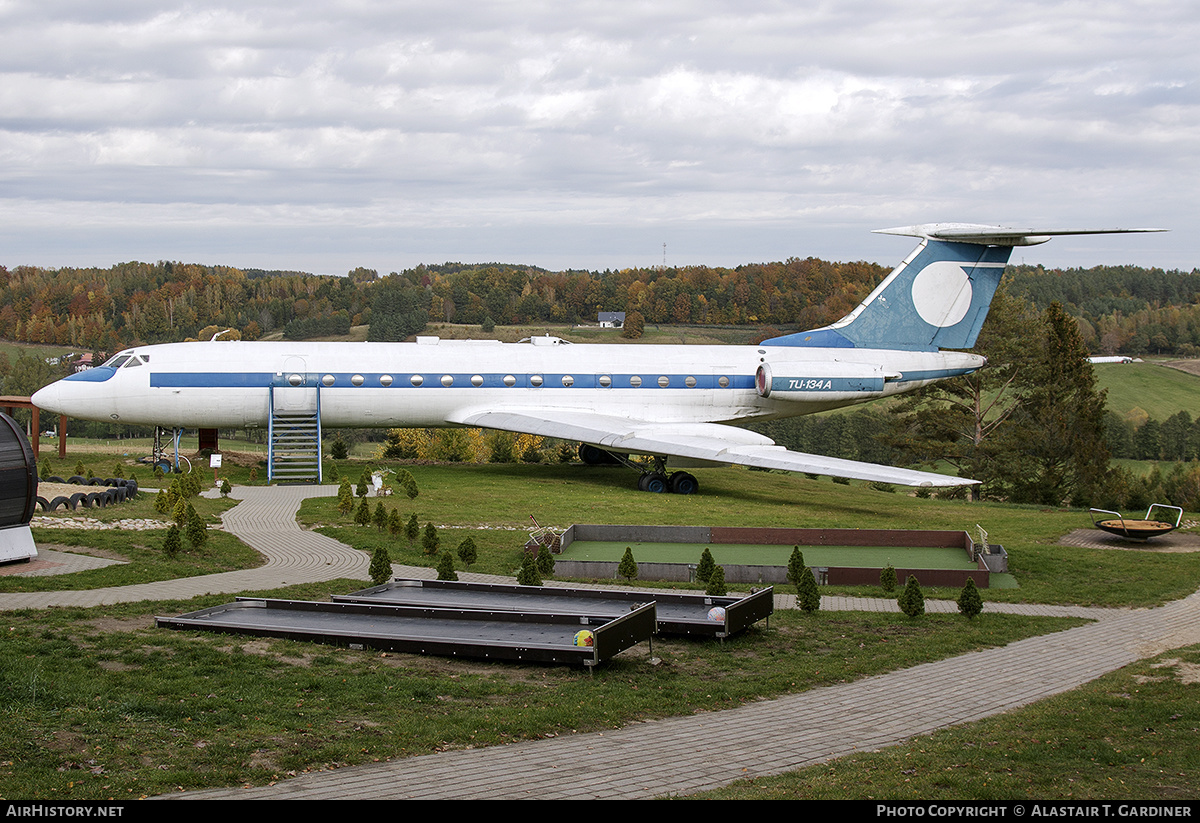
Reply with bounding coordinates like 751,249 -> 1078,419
796,566 -> 820,613
369,546 -> 392,585
186,507 -> 207,550
695,547 -> 716,583
374,501 -> 387,530
163,524 -> 182,559
618,547 -> 638,580
436,550 -> 457,581
957,577 -> 983,619
330,434 -> 349,460
880,564 -> 898,594
405,513 -> 420,547
536,544 -> 555,576
422,523 -> 440,556
388,509 -> 402,537
355,497 -> 371,526
456,537 -> 478,568
705,565 -> 727,596
786,546 -> 806,591
898,575 -> 925,618
517,551 -> 542,586
219,479 -> 231,497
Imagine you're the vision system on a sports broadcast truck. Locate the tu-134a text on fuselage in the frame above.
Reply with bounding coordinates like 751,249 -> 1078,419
32,224 -> 1163,494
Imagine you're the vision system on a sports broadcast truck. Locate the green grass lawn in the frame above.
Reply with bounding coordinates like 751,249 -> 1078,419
9,448 -> 1200,800
562,540 -> 979,570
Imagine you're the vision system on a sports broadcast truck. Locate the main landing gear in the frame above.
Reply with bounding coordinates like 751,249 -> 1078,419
579,444 -> 699,495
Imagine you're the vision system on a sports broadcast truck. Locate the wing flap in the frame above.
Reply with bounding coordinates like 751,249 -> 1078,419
452,409 -> 975,487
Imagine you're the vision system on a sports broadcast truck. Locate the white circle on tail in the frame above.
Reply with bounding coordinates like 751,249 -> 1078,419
910,261 -> 973,328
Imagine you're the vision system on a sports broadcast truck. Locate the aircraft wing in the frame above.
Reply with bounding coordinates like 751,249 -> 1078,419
450,409 -> 976,488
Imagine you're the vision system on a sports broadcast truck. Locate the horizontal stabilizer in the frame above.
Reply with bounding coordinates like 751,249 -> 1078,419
873,224 -> 1167,247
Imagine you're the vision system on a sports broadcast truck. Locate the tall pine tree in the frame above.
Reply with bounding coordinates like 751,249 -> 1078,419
996,302 -> 1110,506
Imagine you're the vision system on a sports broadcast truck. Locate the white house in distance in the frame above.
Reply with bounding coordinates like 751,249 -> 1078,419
598,312 -> 625,329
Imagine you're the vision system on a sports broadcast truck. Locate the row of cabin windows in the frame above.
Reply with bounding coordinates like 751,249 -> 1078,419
291,373 -> 734,389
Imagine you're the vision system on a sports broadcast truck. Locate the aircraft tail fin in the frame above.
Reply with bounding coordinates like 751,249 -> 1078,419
762,224 -> 1166,352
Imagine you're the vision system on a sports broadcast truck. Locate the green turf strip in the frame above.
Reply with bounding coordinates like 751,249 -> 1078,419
562,540 -> 979,570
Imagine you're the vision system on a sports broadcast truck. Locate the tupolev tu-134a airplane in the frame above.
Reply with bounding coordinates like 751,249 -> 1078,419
32,223 -> 1163,494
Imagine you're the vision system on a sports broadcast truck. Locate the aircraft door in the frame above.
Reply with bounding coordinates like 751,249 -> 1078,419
274,356 -> 318,413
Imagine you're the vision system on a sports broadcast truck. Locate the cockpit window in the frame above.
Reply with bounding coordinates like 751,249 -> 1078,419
104,355 -> 131,369
123,357 -> 143,368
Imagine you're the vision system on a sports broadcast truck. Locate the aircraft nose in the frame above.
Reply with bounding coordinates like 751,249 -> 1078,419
31,383 -> 64,415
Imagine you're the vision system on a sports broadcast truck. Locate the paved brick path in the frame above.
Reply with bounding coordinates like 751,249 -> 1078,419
5,486 -> 1199,799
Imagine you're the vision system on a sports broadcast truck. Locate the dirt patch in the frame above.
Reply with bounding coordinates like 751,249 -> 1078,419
83,615 -> 156,632
1058,528 -> 1200,552
37,542 -> 130,562
1161,359 -> 1200,377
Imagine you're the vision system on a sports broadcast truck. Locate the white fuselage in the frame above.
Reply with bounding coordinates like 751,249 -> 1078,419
33,338 -> 984,431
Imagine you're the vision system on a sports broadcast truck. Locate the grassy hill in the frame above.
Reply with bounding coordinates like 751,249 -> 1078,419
1094,360 -> 1200,420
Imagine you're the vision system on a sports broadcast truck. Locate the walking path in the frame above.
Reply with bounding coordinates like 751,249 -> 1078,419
5,485 -> 1199,799
0,485 -> 365,611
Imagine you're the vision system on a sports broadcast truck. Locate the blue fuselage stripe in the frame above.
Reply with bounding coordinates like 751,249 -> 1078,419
149,372 -> 761,390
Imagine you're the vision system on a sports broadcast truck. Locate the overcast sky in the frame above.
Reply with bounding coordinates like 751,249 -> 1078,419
1,1 -> 1195,275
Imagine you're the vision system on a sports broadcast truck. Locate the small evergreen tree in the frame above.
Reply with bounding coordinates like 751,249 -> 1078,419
172,498 -> 188,526
355,497 -> 371,526
388,509 -> 403,537
786,545 -> 807,591
618,547 -> 638,580
330,433 -> 349,460
398,469 -> 419,500
163,524 -> 182,559
517,551 -> 542,586
422,523 -> 440,556
705,565 -> 728,596
880,564 -> 898,594
457,537 -> 478,568
373,501 -> 387,531
436,550 -> 457,581
219,478 -> 231,497
369,546 -> 392,585
898,575 -> 926,618
536,543 -> 555,577
186,508 -> 207,549
957,577 -> 983,619
405,513 -> 420,547
796,566 -> 820,613
154,489 -> 171,514
357,470 -> 370,498
696,547 -> 716,583
39,459 -> 51,480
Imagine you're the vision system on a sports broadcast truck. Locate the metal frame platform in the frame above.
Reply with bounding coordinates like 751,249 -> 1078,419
335,578 -> 774,638
156,596 -> 657,667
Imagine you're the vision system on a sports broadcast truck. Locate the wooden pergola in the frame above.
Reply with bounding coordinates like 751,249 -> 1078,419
0,396 -> 67,458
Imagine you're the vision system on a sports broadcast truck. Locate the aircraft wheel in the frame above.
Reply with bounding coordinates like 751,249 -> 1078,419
579,444 -> 609,465
670,472 -> 699,495
642,472 -> 668,493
